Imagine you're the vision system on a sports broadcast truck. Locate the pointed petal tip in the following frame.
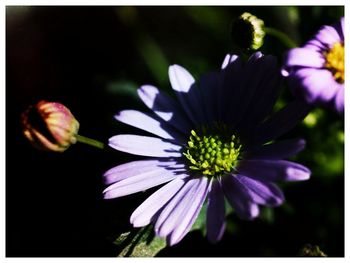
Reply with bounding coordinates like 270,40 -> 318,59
250,203 -> 260,219
130,217 -> 149,228
221,54 -> 231,69
168,64 -> 195,93
286,166 -> 311,181
207,222 -> 226,244
102,191 -> 114,200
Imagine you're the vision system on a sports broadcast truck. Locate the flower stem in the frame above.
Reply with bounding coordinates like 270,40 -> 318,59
76,134 -> 105,150
264,27 -> 298,48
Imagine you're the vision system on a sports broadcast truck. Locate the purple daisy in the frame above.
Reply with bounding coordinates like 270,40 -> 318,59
103,52 -> 311,246
282,17 -> 344,114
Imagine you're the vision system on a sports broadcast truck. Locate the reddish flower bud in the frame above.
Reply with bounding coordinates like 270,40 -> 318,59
21,100 -> 80,152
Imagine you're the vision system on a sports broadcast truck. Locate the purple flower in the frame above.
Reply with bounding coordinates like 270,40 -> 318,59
104,52 -> 311,246
282,17 -> 344,114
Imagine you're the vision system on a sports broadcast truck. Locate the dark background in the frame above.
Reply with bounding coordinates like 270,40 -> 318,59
6,6 -> 344,257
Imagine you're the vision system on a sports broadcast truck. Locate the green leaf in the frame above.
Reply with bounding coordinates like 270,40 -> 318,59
106,80 -> 139,99
115,226 -> 166,257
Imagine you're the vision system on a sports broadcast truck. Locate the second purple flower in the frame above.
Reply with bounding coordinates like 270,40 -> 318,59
282,17 -> 344,114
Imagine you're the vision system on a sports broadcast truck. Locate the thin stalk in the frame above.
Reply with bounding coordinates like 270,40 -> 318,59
264,27 -> 298,49
76,134 -> 105,149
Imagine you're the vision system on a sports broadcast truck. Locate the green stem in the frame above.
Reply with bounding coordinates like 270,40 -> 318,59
264,27 -> 298,48
76,134 -> 105,150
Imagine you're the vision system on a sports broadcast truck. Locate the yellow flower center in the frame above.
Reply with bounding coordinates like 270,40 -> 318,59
183,128 -> 241,177
324,42 -> 344,83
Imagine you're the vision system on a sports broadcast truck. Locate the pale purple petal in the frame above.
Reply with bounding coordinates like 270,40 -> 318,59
255,100 -> 311,145
303,39 -> 326,53
283,48 -> 325,70
115,110 -> 184,141
339,17 -> 344,40
221,54 -> 239,69
168,177 -> 210,246
314,25 -> 342,48
169,65 -> 206,125
137,85 -> 192,134
244,138 -> 306,160
109,135 -> 182,158
222,175 -> 259,220
221,54 -> 231,69
235,175 -> 284,206
154,177 -> 209,245
290,68 -> 339,104
130,176 -> 187,227
237,159 -> 311,182
206,179 -> 226,243
103,159 -> 185,185
335,86 -> 344,114
103,166 -> 183,199
155,178 -> 198,237
169,64 -> 195,93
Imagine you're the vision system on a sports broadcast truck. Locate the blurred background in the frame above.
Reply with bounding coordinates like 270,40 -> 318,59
6,6 -> 344,257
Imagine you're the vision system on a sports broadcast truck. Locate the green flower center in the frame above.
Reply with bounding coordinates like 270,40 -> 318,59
183,128 -> 241,177
324,42 -> 344,84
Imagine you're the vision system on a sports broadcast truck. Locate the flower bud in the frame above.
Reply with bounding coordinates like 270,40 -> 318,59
21,100 -> 80,152
231,12 -> 265,51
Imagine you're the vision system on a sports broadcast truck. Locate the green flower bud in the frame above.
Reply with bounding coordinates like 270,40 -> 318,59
231,12 -> 265,51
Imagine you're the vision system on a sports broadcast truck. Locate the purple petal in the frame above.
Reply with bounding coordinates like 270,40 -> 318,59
339,17 -> 344,41
249,51 -> 263,61
103,159 -> 185,185
224,54 -> 280,128
154,179 -> 198,237
235,175 -> 284,206
290,68 -> 340,104
169,64 -> 195,93
103,166 -> 183,199
244,138 -> 306,160
221,54 -> 239,69
237,159 -> 311,182
222,175 -> 259,220
169,65 -> 206,125
335,86 -> 344,114
283,48 -> 325,72
206,179 -> 226,243
130,177 -> 186,227
235,55 -> 282,133
137,85 -> 192,134
168,177 -> 210,246
255,100 -> 311,144
219,55 -> 244,123
314,25 -> 342,48
155,177 -> 209,245
109,135 -> 182,158
115,110 -> 185,141
198,72 -> 220,123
